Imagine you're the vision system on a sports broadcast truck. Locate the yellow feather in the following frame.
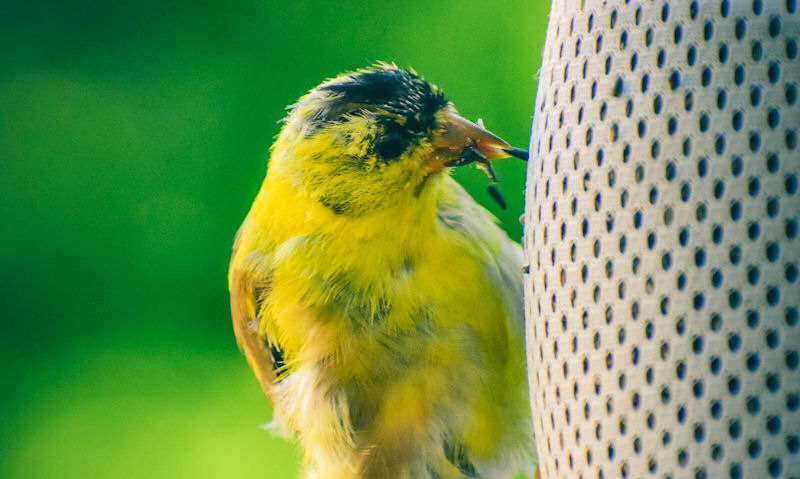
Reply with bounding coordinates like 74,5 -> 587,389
229,65 -> 535,478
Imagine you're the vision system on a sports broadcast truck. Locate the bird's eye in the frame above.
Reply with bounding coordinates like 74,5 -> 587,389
375,136 -> 406,160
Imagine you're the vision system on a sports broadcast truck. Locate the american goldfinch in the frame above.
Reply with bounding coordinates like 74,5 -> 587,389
229,64 -> 535,479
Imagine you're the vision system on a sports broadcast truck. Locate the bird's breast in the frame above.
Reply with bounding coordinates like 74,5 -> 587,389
267,226 -> 509,374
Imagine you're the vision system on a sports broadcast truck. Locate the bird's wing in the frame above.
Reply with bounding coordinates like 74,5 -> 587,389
489,228 -> 525,333
436,179 -> 532,475
437,178 -> 525,331
228,225 -> 280,402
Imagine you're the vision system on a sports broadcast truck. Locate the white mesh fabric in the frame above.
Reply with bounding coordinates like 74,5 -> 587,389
523,1 -> 799,478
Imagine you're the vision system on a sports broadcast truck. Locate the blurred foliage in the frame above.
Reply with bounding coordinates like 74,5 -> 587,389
0,0 -> 548,477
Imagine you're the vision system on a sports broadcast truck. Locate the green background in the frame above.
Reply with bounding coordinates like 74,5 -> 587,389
0,1 -> 549,477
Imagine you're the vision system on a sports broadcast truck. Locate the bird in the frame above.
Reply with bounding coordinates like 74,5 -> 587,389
228,64 -> 535,479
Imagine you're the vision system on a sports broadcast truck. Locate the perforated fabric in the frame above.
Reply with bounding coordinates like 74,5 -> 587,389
523,1 -> 799,478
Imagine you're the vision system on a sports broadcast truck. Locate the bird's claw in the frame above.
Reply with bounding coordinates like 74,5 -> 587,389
444,144 -> 483,167
445,145 -> 507,210
487,183 -> 507,209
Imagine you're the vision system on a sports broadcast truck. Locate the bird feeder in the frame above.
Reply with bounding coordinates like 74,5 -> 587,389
523,1 -> 799,477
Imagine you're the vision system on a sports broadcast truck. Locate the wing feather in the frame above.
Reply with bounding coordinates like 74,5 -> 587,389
229,226 -> 278,401
436,178 -> 524,331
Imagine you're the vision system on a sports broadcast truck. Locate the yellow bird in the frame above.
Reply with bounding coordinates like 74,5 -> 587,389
229,64 -> 535,478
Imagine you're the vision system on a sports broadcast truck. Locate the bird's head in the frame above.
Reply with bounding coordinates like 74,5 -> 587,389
268,64 -> 526,216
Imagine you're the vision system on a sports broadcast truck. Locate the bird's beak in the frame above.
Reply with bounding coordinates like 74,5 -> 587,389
433,112 -> 510,158
429,112 -> 528,170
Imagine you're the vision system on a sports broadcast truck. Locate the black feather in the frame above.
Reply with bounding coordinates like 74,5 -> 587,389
306,66 -> 449,160
320,66 -> 447,124
268,342 -> 286,380
443,441 -> 479,478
